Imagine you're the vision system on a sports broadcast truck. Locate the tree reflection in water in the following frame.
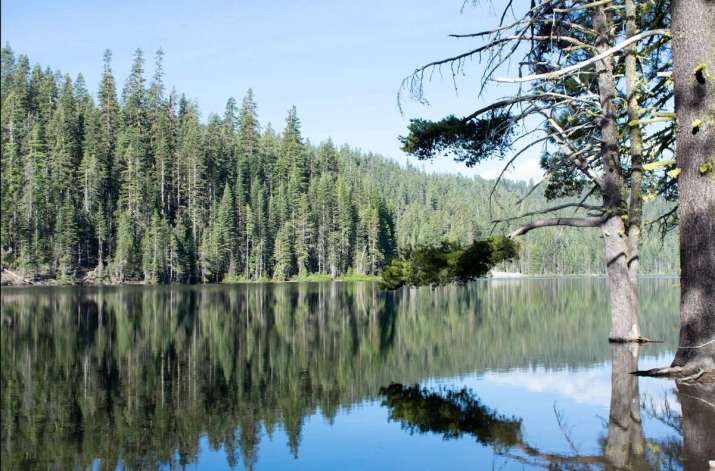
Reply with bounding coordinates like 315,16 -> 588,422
0,280 -> 699,469
381,344 -> 715,470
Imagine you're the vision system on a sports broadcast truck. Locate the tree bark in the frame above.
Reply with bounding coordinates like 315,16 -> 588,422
671,0 -> 715,370
593,6 -> 640,341
603,217 -> 640,341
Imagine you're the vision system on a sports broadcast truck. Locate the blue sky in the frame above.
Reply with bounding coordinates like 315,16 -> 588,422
1,0 -> 542,181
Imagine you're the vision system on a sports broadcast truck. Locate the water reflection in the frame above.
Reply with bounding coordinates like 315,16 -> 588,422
0,278 -> 706,470
605,344 -> 647,470
674,381 -> 715,470
382,344 -> 715,470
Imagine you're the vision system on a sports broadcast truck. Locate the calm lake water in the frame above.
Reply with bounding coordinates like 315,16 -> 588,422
2,278 -> 713,470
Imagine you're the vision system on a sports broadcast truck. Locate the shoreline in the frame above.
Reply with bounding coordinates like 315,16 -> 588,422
1,268 -> 679,288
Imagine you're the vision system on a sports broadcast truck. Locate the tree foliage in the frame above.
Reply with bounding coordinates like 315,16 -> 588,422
399,113 -> 514,166
381,236 -> 519,289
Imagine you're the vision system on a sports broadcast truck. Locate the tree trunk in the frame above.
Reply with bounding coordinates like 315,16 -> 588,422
603,217 -> 640,341
625,0 -> 643,332
671,0 -> 715,370
593,6 -> 641,342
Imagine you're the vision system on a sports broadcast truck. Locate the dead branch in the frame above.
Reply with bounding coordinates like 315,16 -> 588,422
494,202 -> 604,224
495,29 -> 669,83
509,215 -> 607,238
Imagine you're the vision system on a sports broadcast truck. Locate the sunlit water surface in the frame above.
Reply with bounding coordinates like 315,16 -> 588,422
2,278 -> 713,470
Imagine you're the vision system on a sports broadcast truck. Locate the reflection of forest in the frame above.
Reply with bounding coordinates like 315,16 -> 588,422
0,279 -> 679,469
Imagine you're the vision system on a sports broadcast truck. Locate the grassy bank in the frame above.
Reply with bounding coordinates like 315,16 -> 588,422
222,272 -> 381,284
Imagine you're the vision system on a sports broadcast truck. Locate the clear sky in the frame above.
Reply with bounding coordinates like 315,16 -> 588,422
1,0 -> 542,181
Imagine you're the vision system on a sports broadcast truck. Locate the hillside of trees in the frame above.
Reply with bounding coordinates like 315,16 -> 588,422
0,46 -> 678,283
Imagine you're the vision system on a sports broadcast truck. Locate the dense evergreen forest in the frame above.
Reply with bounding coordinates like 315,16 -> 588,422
0,46 -> 678,283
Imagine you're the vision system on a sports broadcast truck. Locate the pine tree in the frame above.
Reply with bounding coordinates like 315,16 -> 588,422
237,89 -> 260,190
294,194 -> 312,276
199,213 -> 220,283
277,106 -> 305,193
0,44 -> 16,103
55,195 -> 79,280
112,210 -> 136,281
176,102 -> 205,240
314,174 -> 334,274
142,212 -> 169,284
97,50 -> 120,251
216,183 -> 236,277
22,122 -> 51,271
170,213 -> 195,282
120,49 -> 151,223
272,221 -> 293,281
333,176 -> 353,274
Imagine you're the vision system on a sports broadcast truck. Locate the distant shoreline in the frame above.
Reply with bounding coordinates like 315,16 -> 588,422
1,268 -> 678,288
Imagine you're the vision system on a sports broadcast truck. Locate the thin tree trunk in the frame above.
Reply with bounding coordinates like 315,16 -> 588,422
593,6 -> 640,341
603,217 -> 640,340
625,0 -> 643,323
671,0 -> 715,370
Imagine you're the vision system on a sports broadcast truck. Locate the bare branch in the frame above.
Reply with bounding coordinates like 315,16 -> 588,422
544,116 -> 605,188
488,134 -> 551,217
553,0 -> 615,13
509,215 -> 607,238
464,92 -> 597,121
516,179 -> 545,205
449,18 -> 526,38
493,202 -> 604,224
494,29 -> 669,83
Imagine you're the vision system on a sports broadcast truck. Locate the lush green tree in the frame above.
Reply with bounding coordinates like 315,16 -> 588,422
55,194 -> 79,280
142,211 -> 170,283
381,237 -> 518,290
216,182 -> 237,277
272,221 -> 293,281
112,210 -> 136,281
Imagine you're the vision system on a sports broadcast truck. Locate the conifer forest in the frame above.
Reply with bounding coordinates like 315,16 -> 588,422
0,47 -> 677,284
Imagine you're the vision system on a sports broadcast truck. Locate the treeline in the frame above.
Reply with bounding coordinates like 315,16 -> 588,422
0,46 -> 678,283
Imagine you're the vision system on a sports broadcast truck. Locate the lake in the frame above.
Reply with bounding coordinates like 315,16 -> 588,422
2,278 -> 713,470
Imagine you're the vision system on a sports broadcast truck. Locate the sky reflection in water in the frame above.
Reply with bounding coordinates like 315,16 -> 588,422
2,278 -> 712,470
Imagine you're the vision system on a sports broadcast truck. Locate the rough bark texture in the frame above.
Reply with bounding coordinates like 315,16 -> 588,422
594,6 -> 640,341
677,381 -> 715,470
605,344 -> 646,468
671,0 -> 715,370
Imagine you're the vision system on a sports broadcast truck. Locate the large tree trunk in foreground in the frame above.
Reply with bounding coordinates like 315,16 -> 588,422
671,0 -> 715,370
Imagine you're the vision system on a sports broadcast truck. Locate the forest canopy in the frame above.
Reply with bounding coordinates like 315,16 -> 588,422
0,46 -> 678,284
